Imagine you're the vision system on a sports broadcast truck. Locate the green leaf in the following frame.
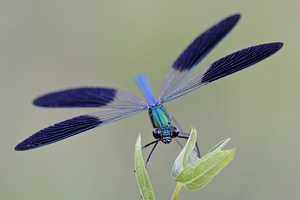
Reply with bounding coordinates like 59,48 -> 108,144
171,146 -> 185,179
208,138 -> 231,153
182,125 -> 198,167
134,134 -> 155,200
171,125 -> 198,179
171,126 -> 235,198
174,149 -> 235,190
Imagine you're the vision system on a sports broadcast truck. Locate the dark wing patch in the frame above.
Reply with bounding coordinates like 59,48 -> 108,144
33,88 -> 117,107
15,115 -> 102,151
159,14 -> 240,100
172,14 -> 241,72
202,42 -> 283,83
160,42 -> 283,103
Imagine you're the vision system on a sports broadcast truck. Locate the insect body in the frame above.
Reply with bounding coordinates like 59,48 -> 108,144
15,14 -> 283,166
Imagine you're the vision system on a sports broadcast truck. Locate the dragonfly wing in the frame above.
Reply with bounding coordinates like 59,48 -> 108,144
33,87 -> 148,109
159,14 -> 240,100
15,107 -> 147,151
160,42 -> 283,103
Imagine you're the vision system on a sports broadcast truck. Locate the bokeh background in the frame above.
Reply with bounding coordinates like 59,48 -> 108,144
0,1 -> 297,199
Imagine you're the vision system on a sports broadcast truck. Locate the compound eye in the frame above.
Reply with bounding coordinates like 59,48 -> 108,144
153,128 -> 161,139
171,127 -> 179,138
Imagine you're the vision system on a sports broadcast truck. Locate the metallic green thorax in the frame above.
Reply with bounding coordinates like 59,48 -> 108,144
148,104 -> 177,144
148,104 -> 171,128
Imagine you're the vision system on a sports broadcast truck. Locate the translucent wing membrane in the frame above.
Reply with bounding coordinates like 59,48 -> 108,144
15,12 -> 284,163
33,87 -> 148,109
15,107 -> 147,151
159,14 -> 240,100
160,42 -> 283,103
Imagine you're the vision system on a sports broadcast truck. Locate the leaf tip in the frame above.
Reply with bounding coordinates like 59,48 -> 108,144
135,134 -> 141,146
190,124 -> 195,130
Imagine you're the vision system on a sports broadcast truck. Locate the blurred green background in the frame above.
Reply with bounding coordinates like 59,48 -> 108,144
0,0 -> 297,199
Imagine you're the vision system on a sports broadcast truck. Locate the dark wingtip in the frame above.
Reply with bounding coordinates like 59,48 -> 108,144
32,97 -> 47,107
263,42 -> 284,53
15,141 -> 30,151
32,88 -> 117,107
14,115 -> 103,151
201,42 -> 284,84
274,42 -> 284,48
221,13 -> 241,27
172,13 -> 242,72
228,13 -> 241,21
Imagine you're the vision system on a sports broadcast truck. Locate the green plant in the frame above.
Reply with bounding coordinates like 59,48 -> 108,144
134,125 -> 235,200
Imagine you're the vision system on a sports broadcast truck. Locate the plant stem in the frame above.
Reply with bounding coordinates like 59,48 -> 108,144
171,183 -> 183,200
